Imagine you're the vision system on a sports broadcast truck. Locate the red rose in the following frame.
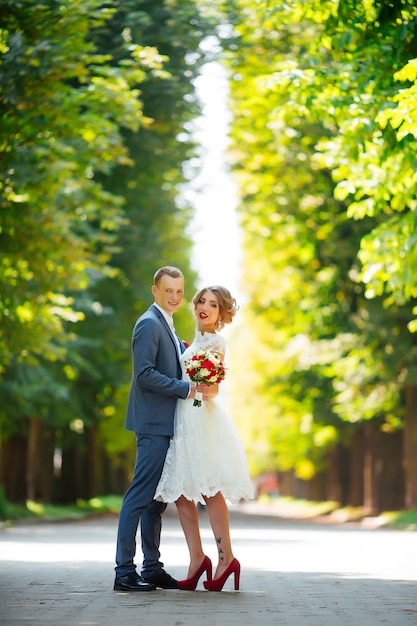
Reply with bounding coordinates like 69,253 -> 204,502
202,359 -> 215,371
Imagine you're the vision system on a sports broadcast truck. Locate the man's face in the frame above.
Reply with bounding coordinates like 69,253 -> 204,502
152,275 -> 184,316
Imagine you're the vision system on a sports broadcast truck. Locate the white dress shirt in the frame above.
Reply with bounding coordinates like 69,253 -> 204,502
153,304 -> 182,358
153,303 -> 192,397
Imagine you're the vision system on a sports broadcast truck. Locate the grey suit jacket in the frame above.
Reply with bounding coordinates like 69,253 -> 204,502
124,304 -> 189,436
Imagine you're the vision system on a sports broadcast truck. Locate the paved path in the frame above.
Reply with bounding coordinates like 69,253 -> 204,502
1,505 -> 416,625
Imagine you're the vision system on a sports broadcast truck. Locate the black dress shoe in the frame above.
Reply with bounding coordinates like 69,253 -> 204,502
114,571 -> 156,592
142,570 -> 178,589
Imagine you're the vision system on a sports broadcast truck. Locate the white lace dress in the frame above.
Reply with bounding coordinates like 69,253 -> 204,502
154,331 -> 254,505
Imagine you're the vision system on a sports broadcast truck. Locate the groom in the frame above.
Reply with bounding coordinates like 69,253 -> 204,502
114,266 -> 201,592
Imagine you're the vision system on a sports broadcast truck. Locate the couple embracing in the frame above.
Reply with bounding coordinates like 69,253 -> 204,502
114,266 -> 253,593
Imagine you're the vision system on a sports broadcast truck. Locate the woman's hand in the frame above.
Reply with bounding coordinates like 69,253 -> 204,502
197,383 -> 218,401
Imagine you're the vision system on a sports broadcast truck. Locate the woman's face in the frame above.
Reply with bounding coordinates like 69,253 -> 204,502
195,290 -> 220,332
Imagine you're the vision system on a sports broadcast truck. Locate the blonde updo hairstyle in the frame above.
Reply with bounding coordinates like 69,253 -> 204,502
193,285 -> 239,331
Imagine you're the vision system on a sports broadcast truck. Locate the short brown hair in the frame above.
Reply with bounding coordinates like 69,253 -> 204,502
192,285 -> 239,330
153,266 -> 184,286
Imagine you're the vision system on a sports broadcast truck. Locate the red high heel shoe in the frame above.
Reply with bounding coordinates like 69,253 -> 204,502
203,558 -> 240,591
178,556 -> 212,591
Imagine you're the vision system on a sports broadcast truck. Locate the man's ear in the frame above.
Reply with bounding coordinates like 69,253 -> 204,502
151,285 -> 157,297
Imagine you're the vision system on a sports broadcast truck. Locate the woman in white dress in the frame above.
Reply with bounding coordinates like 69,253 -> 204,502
154,286 -> 254,591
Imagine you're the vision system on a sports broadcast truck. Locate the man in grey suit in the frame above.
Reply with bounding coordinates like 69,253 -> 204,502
114,266 -> 208,592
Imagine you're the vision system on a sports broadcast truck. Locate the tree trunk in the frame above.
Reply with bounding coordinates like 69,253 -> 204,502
277,470 -> 308,499
58,446 -> 77,504
363,421 -> 383,514
379,430 -> 404,511
325,448 -> 341,503
348,428 -> 364,507
0,433 -> 27,502
26,416 -> 54,502
404,384 -> 417,510
86,424 -> 106,498
325,444 -> 350,505
307,471 -> 326,501
108,452 -> 131,494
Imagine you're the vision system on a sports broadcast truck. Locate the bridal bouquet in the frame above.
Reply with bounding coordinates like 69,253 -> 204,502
184,350 -> 226,407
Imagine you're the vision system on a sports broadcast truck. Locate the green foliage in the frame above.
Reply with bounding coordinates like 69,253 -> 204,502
75,0 -> 221,461
0,491 -> 123,521
0,0 -> 147,375
0,0 -> 225,499
0,0 -> 152,447
224,0 -> 417,481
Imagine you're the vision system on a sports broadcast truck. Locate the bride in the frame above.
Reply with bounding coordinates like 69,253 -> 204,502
154,285 -> 254,591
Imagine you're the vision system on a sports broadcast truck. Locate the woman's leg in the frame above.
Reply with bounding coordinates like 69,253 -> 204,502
175,496 -> 206,577
203,491 -> 234,578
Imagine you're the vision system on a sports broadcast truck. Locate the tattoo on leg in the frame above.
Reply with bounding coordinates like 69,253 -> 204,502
216,537 -> 224,561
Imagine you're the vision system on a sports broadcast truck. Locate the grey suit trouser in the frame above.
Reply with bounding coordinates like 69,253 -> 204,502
115,433 -> 170,577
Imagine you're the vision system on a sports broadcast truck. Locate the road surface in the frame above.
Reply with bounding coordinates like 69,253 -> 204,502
1,505 -> 416,625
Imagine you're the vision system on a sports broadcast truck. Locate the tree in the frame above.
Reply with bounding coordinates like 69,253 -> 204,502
223,0 -> 417,510
0,0 -> 226,503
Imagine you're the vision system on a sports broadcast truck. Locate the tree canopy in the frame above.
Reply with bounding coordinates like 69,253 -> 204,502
0,0 -> 223,501
2,0 -> 417,511
224,0 -> 417,508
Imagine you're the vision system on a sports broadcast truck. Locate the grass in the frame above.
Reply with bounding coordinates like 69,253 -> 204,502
256,494 -> 340,518
253,494 -> 417,529
382,508 -> 417,530
0,492 -> 123,524
1,489 -> 416,530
